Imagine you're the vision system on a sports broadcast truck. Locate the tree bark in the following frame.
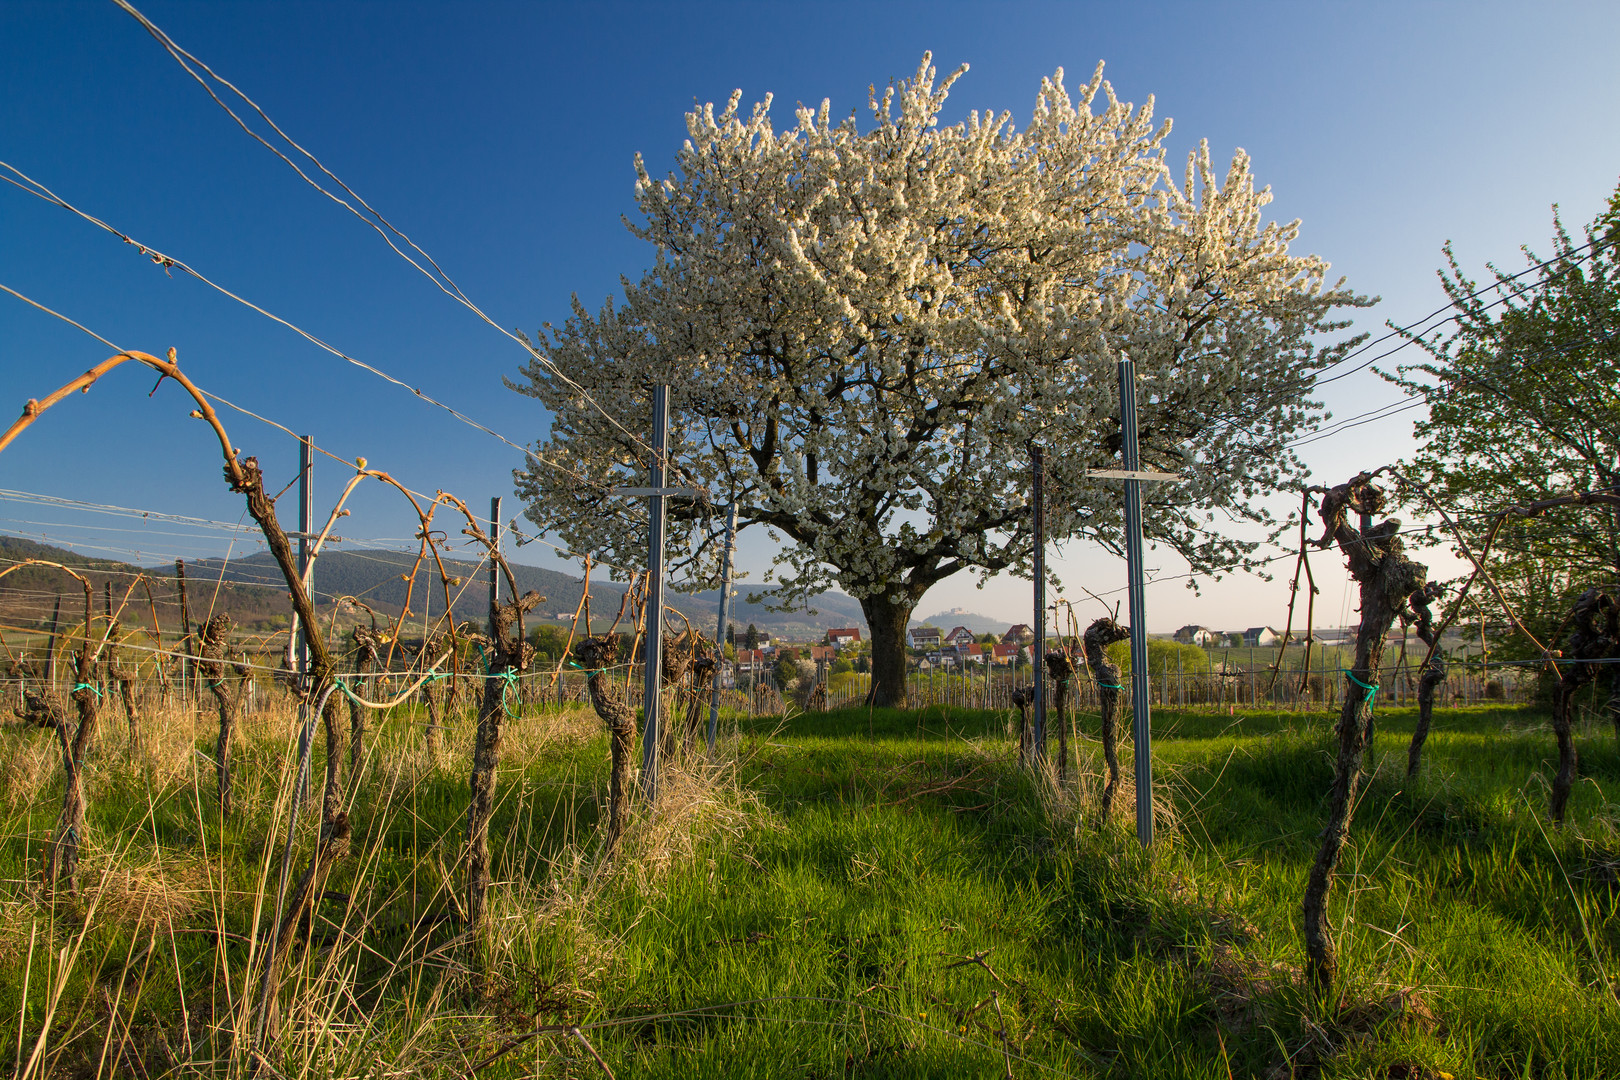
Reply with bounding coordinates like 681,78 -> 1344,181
175,559 -> 193,704
103,605 -> 140,754
1608,667 -> 1620,745
860,592 -> 919,708
1010,689 -> 1032,763
1405,583 -> 1447,778
1547,588 -> 1620,821
464,590 -> 541,950
577,635 -> 636,856
199,615 -> 238,818
421,632 -> 450,750
45,658 -> 98,894
1300,473 -> 1427,993
1082,619 -> 1130,825
1044,651 -> 1075,782
349,626 -> 384,779
44,578 -> 97,896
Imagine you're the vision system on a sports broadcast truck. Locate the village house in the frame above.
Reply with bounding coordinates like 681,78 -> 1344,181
908,625 -> 943,649
1001,624 -> 1035,645
826,627 -> 862,649
943,625 -> 976,647
1242,627 -> 1282,647
1174,625 -> 1219,645
991,642 -> 1023,665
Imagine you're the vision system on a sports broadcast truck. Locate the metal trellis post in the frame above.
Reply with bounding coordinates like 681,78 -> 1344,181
1031,443 -> 1047,765
489,497 -> 502,638
708,500 -> 737,755
608,387 -> 698,803
1089,356 -> 1182,847
294,435 -> 314,802
640,387 -> 669,801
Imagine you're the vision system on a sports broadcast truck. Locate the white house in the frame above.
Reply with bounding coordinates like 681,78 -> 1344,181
908,625 -> 943,648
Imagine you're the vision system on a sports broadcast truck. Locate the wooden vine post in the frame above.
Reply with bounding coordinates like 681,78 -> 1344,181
1081,617 -> 1130,825
1043,650 -> 1076,783
175,558 -> 193,703
1404,583 -> 1447,777
1301,471 -> 1428,991
1547,588 -> 1620,822
103,580 -> 141,752
576,634 -> 638,856
0,562 -> 98,894
443,492 -> 541,960
349,623 -> 384,778
463,583 -> 540,953
198,614 -> 239,817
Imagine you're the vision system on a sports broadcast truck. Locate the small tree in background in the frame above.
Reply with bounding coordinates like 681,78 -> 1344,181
1385,181 -> 1620,658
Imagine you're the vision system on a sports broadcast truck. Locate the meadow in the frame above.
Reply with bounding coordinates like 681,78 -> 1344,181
1,692 -> 1616,1078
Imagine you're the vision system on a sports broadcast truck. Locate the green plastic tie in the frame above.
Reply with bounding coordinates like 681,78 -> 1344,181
1098,683 -> 1124,690
567,659 -> 609,676
494,669 -> 520,716
1342,669 -> 1379,710
71,683 -> 101,699
333,677 -> 365,706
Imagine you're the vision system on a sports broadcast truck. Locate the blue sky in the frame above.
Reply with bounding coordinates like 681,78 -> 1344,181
2,0 -> 1617,633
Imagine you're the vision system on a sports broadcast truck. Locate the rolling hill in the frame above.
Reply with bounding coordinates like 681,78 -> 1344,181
1,536 -> 872,642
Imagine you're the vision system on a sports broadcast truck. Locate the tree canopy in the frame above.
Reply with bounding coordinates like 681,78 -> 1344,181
1385,181 -> 1620,655
512,55 -> 1369,704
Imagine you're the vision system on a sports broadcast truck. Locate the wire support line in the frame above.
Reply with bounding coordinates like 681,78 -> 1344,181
1195,233 -> 1617,453
0,280 -> 652,567
103,1 -> 658,465
0,281 -> 122,353
0,488 -> 264,534
1,163 -> 624,501
1313,231 -> 1617,386
0,618 -> 639,681
1283,398 -> 1430,449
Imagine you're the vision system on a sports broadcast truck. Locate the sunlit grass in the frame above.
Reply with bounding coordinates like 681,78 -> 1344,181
0,693 -> 1615,1076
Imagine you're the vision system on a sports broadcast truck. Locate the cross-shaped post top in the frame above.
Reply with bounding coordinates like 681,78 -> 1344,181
610,486 -> 703,498
1086,469 -> 1181,482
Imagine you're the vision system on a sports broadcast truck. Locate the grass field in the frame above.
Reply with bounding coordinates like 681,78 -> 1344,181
0,693 -> 1616,1078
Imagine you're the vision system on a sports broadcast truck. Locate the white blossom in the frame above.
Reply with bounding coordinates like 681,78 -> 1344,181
511,54 -> 1368,683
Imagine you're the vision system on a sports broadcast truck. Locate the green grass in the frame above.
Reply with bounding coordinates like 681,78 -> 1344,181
0,695 -> 1616,1077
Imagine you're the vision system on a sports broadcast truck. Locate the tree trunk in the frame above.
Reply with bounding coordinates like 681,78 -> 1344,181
1082,619 -> 1130,825
1608,667 -> 1620,745
104,606 -> 140,754
464,671 -> 505,937
860,592 -> 918,708
199,615 -> 237,818
175,559 -> 192,704
1300,473 -> 1428,993
1546,588 -> 1620,822
1044,652 -> 1075,783
1405,583 -> 1446,778
577,635 -> 636,856
349,626 -> 383,779
1010,689 -> 1031,763
425,687 -> 443,750
1550,682 -> 1580,823
45,652 -> 99,894
117,676 -> 138,752
463,590 -> 541,954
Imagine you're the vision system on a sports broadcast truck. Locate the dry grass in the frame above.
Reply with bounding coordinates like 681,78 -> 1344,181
0,725 -> 54,813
